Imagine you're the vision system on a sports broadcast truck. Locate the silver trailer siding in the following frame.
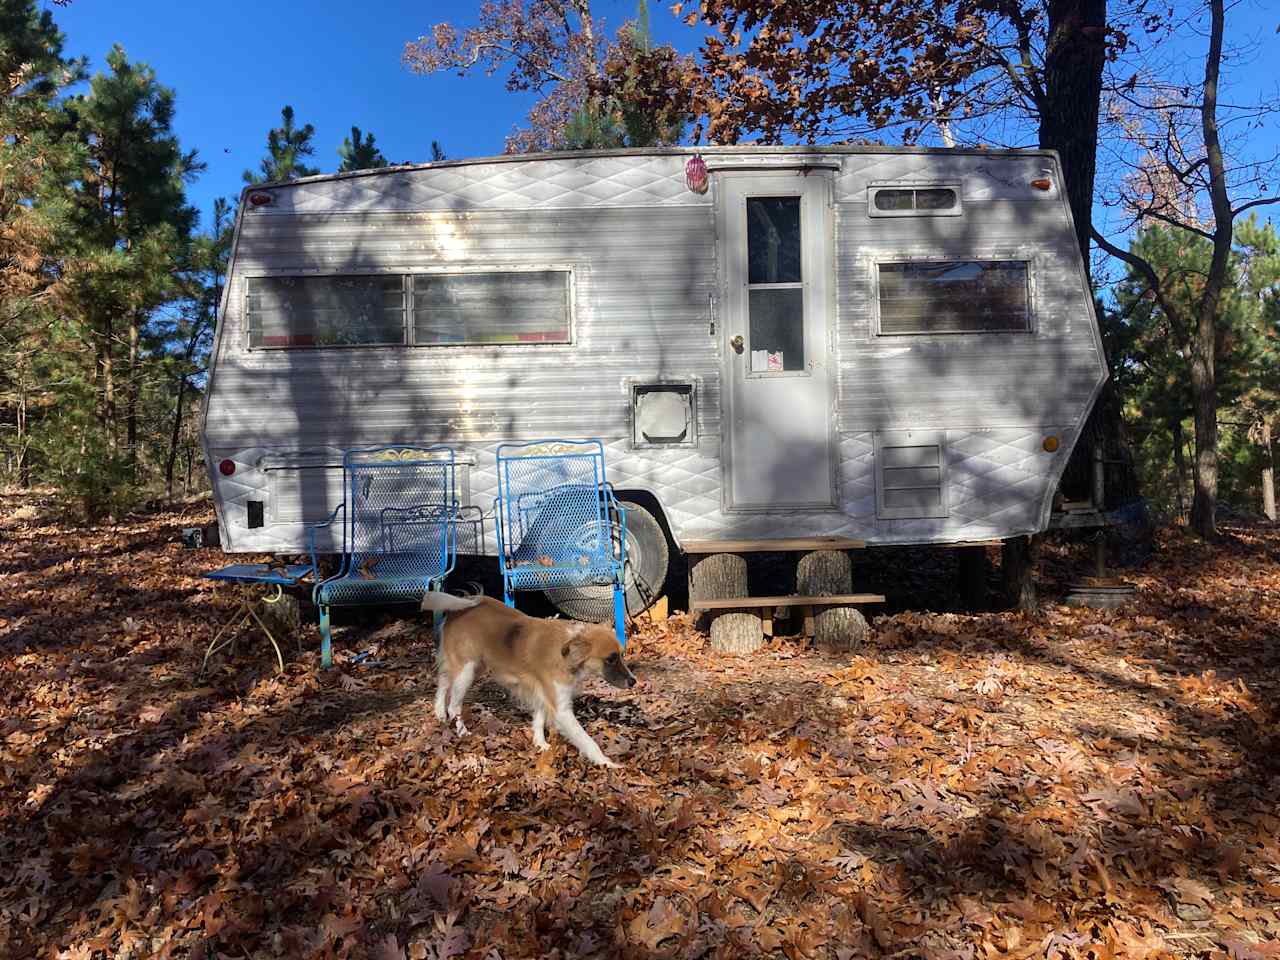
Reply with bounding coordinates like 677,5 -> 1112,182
201,146 -> 1106,554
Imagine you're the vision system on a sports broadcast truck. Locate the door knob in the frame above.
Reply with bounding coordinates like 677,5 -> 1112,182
730,335 -> 744,354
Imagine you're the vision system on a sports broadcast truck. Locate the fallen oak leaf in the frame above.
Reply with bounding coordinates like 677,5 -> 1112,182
371,933 -> 406,960
628,896 -> 685,949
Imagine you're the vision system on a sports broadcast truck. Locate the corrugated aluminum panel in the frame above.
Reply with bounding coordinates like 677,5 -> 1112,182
204,148 -> 1106,553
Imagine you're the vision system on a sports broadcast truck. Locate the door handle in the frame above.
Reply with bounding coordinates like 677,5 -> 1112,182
730,335 -> 744,354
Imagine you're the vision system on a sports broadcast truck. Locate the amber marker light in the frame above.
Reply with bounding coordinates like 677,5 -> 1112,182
1043,436 -> 1060,453
1031,178 -> 1053,191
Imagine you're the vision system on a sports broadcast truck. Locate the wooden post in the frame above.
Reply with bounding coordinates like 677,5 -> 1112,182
1002,536 -> 1039,614
957,546 -> 988,611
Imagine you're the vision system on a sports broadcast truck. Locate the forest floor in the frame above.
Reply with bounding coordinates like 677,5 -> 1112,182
1,492 -> 1278,960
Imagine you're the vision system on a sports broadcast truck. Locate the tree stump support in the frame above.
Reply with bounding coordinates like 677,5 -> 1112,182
689,552 -> 762,653
1001,535 -> 1040,614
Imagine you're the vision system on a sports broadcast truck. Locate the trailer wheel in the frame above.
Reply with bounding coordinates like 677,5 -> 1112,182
546,501 -> 669,623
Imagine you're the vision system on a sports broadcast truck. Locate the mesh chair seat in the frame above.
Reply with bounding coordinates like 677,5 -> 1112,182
494,439 -> 628,646
309,445 -> 458,667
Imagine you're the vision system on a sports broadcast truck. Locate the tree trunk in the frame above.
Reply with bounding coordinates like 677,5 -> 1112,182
1171,419 -> 1188,522
15,380 -> 29,488
98,318 -> 117,447
1261,417 -> 1276,522
165,373 -> 189,499
126,313 -> 139,472
1042,1 -> 1153,534
1002,536 -> 1039,614
1041,0 -> 1108,272
1189,0 -> 1232,540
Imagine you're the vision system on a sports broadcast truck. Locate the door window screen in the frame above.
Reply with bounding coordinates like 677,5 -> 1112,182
746,197 -> 805,372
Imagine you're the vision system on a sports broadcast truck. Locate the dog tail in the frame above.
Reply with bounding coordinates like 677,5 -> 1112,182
419,591 -> 485,614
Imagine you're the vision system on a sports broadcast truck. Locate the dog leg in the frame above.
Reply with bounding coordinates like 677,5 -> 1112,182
551,684 -> 617,767
434,668 -> 450,722
531,705 -> 549,751
447,661 -> 477,735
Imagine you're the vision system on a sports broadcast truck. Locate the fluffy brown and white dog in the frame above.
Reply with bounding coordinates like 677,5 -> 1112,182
419,592 -> 636,767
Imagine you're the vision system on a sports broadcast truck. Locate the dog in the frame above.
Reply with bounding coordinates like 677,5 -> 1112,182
419,592 -> 636,767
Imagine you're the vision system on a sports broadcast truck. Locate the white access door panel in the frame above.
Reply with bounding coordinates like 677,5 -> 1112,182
719,172 -> 835,509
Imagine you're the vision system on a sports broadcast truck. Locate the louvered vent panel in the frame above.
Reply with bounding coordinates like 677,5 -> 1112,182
876,432 -> 949,519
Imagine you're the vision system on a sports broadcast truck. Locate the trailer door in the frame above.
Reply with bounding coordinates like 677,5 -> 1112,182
719,171 -> 835,509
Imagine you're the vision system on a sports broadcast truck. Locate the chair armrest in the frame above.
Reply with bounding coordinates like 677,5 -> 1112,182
604,484 -> 627,555
308,503 -> 346,596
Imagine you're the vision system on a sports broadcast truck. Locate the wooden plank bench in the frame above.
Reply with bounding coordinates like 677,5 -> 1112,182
689,593 -> 886,637
682,537 -> 866,554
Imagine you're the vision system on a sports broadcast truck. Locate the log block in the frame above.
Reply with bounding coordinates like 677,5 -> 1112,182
814,607 -> 869,652
710,612 -> 764,654
796,550 -> 853,596
690,552 -> 749,602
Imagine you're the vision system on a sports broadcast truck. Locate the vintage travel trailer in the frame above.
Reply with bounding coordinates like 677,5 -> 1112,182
201,145 -> 1108,607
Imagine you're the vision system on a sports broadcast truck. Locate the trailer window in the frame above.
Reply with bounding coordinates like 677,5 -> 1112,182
868,185 -> 961,217
412,271 -> 570,345
246,276 -> 406,347
877,260 -> 1030,335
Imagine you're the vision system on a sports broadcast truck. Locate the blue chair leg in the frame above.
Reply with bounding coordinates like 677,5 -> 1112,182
319,605 -> 333,669
502,576 -> 515,609
612,581 -> 627,648
427,580 -> 444,648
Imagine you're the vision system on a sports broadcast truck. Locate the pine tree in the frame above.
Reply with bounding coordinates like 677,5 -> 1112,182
49,46 -> 201,512
337,125 -> 388,172
0,0 -> 86,485
161,198 -> 232,497
243,105 -> 319,184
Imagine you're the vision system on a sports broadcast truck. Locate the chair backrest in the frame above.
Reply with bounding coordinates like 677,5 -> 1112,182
343,444 -> 456,580
495,439 -> 614,568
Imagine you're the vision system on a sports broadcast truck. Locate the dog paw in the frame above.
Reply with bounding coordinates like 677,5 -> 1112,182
598,757 -> 621,769
434,707 -> 447,722
453,719 -> 470,736
534,740 -> 550,752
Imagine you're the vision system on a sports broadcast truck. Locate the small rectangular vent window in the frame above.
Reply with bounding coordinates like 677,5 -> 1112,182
876,432 -> 948,519
868,185 -> 961,217
878,260 -> 1030,335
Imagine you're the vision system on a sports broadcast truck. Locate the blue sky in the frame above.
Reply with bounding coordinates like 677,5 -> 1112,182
48,0 -> 1278,239
49,0 -> 676,224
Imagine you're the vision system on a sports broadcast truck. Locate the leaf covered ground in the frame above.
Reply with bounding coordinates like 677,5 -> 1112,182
1,494 -> 1278,960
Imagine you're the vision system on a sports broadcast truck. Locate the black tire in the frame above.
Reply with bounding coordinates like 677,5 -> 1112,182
546,501 -> 670,623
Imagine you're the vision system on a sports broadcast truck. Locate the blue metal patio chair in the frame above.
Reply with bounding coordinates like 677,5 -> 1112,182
310,444 -> 458,667
493,439 -> 628,647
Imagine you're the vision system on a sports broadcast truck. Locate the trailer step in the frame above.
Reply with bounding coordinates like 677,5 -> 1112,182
689,593 -> 885,611
682,537 -> 866,554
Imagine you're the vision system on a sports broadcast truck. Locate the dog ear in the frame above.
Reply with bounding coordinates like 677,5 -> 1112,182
560,630 -> 593,669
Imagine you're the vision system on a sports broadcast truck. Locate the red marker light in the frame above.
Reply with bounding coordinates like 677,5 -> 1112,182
248,192 -> 273,206
218,459 -> 236,476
